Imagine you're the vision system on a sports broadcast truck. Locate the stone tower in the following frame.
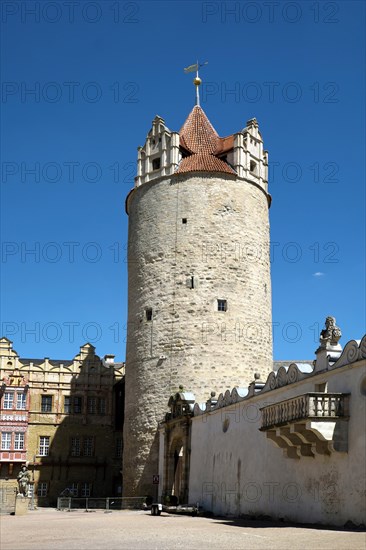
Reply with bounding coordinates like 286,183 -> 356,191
123,103 -> 273,497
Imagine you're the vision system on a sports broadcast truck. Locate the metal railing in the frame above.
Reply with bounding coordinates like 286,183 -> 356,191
260,393 -> 349,429
57,496 -> 147,511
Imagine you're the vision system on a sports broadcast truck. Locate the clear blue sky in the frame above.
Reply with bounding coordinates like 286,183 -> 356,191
1,0 -> 365,363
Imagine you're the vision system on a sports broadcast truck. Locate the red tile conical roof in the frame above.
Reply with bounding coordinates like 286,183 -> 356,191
176,106 -> 236,175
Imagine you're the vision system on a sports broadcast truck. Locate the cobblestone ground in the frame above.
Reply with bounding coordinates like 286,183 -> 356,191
1,509 -> 365,550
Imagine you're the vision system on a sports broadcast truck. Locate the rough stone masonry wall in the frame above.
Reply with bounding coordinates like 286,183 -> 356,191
123,172 -> 273,497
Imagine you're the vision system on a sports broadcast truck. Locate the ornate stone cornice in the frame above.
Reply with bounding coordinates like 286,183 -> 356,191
193,335 -> 366,417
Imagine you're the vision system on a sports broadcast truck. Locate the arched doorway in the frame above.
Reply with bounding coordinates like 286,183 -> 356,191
172,444 -> 184,499
166,438 -> 187,504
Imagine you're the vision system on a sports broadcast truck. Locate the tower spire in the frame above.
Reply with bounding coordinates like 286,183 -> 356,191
184,61 -> 208,106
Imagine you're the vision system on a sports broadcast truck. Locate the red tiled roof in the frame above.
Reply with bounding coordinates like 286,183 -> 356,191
177,153 -> 235,174
176,106 -> 235,175
216,135 -> 235,154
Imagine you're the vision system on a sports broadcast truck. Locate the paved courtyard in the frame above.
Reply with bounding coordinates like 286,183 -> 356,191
1,509 -> 365,550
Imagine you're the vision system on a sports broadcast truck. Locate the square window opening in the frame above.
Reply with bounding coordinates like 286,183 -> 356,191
217,299 -> 227,312
152,158 -> 161,170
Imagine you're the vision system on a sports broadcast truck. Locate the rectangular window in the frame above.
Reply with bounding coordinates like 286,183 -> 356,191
81,483 -> 92,497
39,436 -> 50,456
146,308 -> 153,321
3,392 -> 14,410
70,437 -> 81,457
217,299 -> 227,312
1,432 -> 11,450
73,396 -> 82,414
152,157 -> 161,170
64,396 -> 71,414
16,393 -> 26,410
14,432 -> 24,450
70,483 -> 78,497
116,438 -> 123,459
83,437 -> 94,457
87,397 -> 97,414
41,395 -> 52,413
99,398 -> 106,415
37,482 -> 48,497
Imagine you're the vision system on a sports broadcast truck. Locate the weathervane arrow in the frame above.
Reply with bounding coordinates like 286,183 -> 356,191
184,61 -> 208,106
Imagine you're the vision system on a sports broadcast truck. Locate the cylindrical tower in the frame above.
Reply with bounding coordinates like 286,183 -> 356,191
123,106 -> 273,497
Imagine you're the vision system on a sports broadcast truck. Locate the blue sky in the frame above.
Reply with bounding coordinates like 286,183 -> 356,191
1,0 -> 365,362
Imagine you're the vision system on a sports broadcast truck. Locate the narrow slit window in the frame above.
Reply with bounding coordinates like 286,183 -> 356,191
146,308 -> 153,321
217,299 -> 227,312
190,276 -> 194,289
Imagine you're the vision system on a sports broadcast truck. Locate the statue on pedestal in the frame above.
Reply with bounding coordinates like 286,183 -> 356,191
17,465 -> 30,497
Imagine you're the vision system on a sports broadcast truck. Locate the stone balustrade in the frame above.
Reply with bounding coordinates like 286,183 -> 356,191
261,393 -> 348,430
260,393 -> 350,457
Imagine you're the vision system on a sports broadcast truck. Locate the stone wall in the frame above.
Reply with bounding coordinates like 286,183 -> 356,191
123,171 -> 272,497
186,340 -> 366,526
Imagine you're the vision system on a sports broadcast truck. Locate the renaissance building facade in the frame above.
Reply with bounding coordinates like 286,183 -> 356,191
0,337 -> 124,511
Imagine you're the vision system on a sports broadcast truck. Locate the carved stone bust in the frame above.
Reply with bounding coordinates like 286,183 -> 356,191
319,316 -> 342,349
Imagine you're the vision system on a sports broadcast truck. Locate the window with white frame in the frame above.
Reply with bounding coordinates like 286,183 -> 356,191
16,392 -> 26,410
83,437 -> 94,457
99,397 -> 106,415
1,432 -> 11,450
73,396 -> 82,414
81,482 -> 92,497
87,397 -> 97,414
70,437 -> 81,456
14,432 -> 24,450
70,483 -> 78,497
39,436 -> 50,456
41,395 -> 52,413
64,396 -> 71,414
37,482 -> 48,497
3,392 -> 14,410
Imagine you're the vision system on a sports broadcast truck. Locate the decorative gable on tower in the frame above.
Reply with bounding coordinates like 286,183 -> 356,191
133,106 -> 269,195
